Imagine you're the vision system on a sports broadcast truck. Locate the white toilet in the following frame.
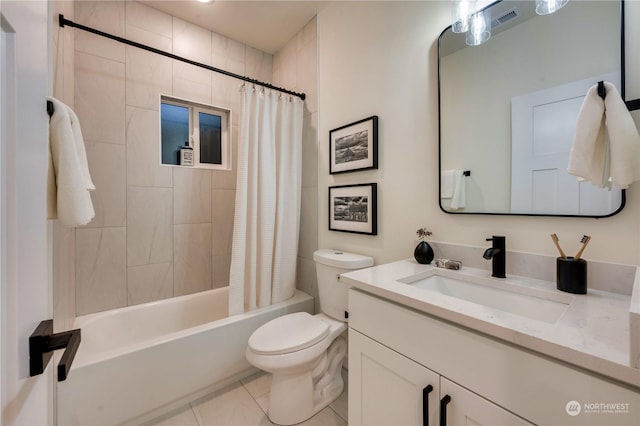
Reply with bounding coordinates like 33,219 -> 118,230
246,249 -> 373,425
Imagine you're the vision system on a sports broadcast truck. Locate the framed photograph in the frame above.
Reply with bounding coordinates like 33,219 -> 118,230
328,183 -> 377,235
329,115 -> 378,174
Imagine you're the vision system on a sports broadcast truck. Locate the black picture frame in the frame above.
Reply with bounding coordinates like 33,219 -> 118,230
328,183 -> 377,235
329,116 -> 378,174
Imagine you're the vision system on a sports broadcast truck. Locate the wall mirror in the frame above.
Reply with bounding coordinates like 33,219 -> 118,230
438,0 -> 625,216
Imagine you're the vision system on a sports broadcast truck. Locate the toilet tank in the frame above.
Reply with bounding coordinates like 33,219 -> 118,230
313,249 -> 374,321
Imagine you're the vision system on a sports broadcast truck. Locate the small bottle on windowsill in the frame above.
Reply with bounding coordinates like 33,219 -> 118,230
180,140 -> 193,166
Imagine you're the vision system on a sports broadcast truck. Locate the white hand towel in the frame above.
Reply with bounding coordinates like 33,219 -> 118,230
441,169 -> 457,198
450,170 -> 466,209
47,97 -> 96,227
568,82 -> 640,189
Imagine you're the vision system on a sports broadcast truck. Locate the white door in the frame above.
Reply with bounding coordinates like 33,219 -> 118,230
349,329 -> 441,426
1,1 -> 52,425
511,72 -> 623,215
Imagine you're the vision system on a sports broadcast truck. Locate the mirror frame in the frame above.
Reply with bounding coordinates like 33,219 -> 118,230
437,0 -> 627,218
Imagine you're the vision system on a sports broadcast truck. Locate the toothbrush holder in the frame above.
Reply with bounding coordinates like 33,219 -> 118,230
556,257 -> 587,294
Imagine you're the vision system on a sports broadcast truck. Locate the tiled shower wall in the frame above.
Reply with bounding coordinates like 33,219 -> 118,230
272,20 -> 320,311
52,1 -> 77,331
69,1 -> 318,316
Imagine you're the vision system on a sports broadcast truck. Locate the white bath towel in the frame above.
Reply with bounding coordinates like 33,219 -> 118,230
47,97 -> 96,227
568,81 -> 640,189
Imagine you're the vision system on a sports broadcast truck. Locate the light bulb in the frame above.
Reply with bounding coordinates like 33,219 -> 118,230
535,0 -> 569,15
465,9 -> 491,46
451,0 -> 476,34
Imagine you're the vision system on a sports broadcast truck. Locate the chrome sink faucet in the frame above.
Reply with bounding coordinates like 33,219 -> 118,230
483,236 -> 506,278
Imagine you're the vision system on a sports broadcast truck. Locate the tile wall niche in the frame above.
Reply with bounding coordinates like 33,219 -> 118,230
71,1 -> 318,315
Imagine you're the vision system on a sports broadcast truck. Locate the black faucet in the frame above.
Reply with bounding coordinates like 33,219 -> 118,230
483,236 -> 506,278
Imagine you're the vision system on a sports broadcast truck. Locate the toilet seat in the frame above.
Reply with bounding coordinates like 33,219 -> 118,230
248,312 -> 330,355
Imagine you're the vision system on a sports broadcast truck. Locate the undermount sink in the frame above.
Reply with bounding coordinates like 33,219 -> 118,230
398,270 -> 573,324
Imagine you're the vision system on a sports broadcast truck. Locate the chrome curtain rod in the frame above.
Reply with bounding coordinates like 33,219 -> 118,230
58,14 -> 306,101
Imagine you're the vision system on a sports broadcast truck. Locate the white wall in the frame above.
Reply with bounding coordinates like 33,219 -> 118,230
318,1 -> 640,266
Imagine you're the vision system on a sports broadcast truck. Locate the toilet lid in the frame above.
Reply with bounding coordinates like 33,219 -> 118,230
248,312 -> 330,355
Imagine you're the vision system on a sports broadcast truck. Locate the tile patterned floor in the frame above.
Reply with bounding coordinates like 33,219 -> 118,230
145,369 -> 348,426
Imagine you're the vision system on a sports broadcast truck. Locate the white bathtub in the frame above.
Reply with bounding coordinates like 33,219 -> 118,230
57,287 -> 314,425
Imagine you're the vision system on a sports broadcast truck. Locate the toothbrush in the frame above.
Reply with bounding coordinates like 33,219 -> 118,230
574,235 -> 591,260
550,234 -> 567,259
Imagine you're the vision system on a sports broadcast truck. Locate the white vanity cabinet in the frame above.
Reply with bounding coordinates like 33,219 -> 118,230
349,329 -> 439,425
349,329 -> 532,426
348,288 -> 640,426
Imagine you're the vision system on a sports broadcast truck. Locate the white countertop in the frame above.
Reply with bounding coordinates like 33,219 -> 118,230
341,259 -> 640,389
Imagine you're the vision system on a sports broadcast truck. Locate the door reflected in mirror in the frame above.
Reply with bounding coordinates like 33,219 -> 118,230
438,0 -> 625,216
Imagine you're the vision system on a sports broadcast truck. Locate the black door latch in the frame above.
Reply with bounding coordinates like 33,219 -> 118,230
29,320 -> 81,381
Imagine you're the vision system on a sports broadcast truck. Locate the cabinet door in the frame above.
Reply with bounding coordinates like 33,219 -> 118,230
440,378 -> 533,426
349,329 -> 440,426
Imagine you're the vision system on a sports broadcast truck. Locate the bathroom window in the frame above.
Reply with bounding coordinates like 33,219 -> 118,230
160,96 -> 231,170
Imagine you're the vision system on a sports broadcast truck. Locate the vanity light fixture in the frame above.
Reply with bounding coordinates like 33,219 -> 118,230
197,0 -> 213,3
535,0 -> 569,15
452,0 -> 567,47
465,9 -> 491,46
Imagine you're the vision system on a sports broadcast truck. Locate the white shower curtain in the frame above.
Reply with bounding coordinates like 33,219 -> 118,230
228,86 -> 303,315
